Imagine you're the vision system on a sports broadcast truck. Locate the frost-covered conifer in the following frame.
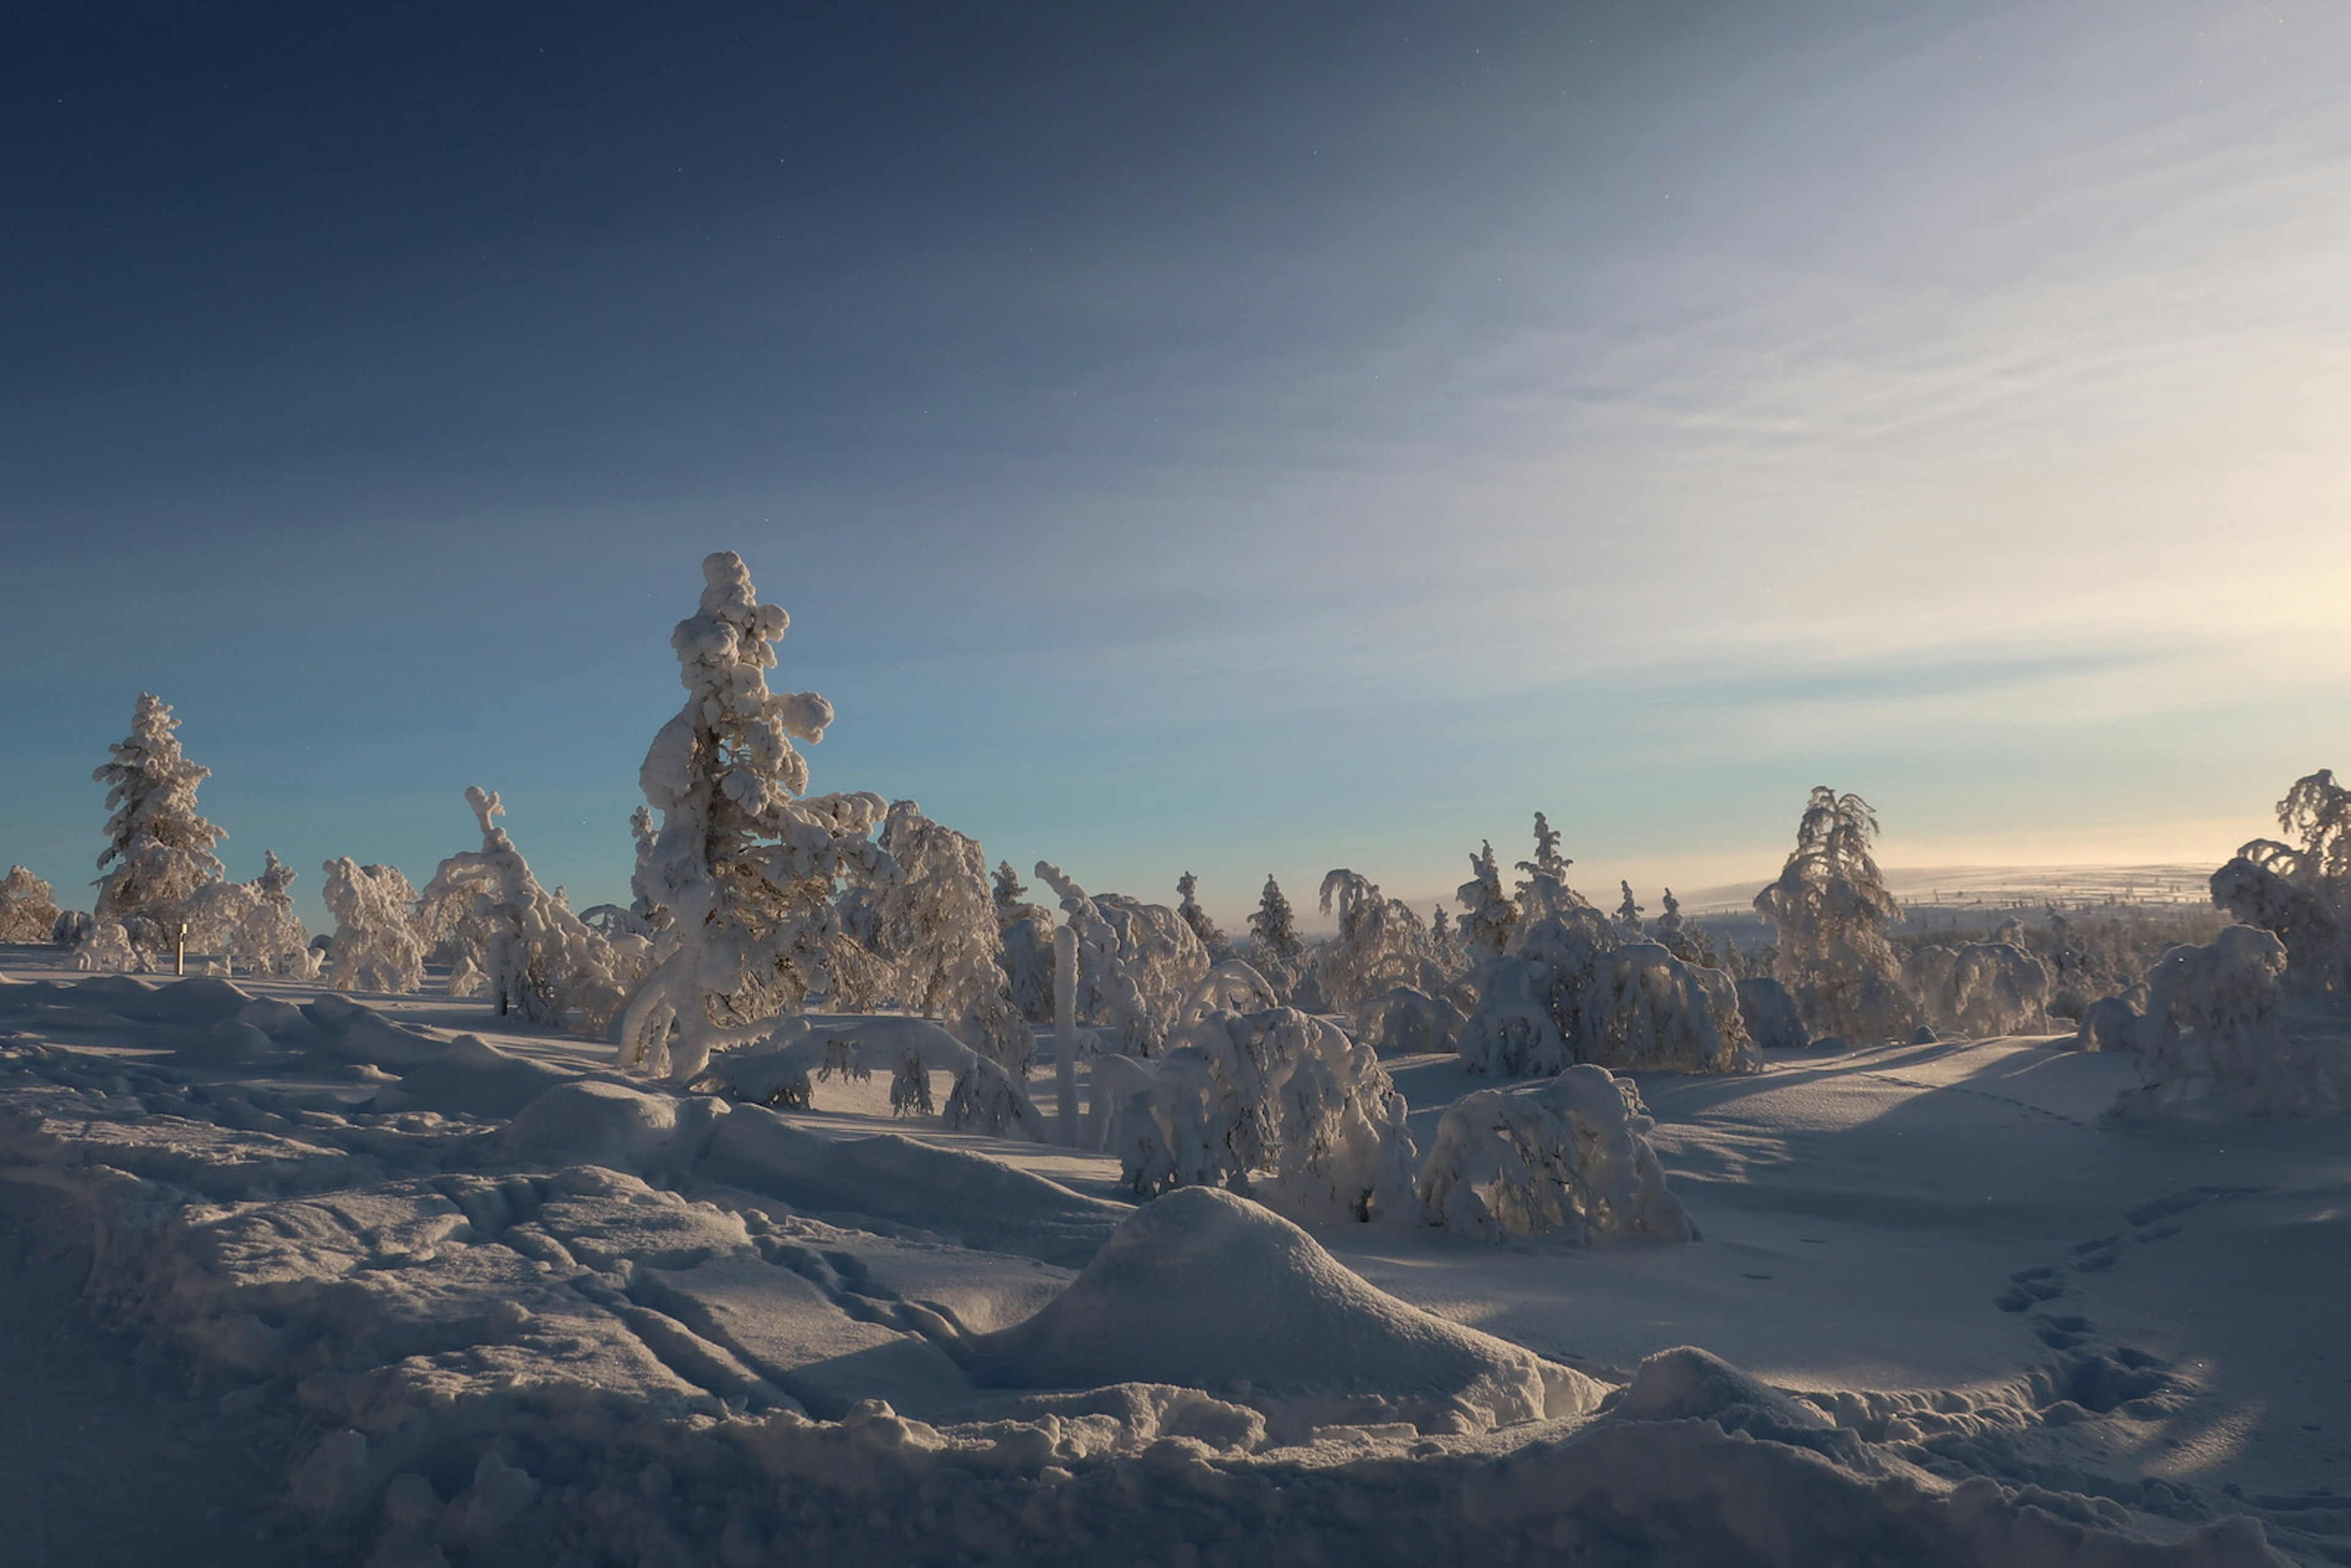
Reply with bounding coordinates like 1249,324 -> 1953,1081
1316,869 -> 1436,1016
1616,881 -> 1643,931
323,859 -> 427,994
1176,871 -> 1226,952
0,866 -> 61,943
187,850 -> 315,976
1032,861 -> 1207,1054
426,787 -> 642,1035
91,694 -> 227,935
872,800 -> 1030,1072
1455,842 -> 1517,962
993,863 -> 1058,1024
1248,875 -> 1300,962
1515,812 -> 1569,898
1111,1005 -> 1416,1223
617,552 -> 899,1083
1753,787 -> 1914,1043
627,805 -> 669,932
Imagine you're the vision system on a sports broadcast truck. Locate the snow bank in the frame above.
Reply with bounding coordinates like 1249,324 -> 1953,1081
978,1187 -> 1595,1438
1415,1065 -> 1697,1243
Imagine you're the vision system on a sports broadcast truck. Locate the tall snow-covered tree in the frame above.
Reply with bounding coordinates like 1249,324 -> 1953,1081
872,800 -> 1030,1071
1455,841 -> 1517,961
91,694 -> 226,938
992,860 -> 1057,1023
1616,881 -> 1644,931
426,787 -> 640,1033
1753,787 -> 1914,1042
1515,812 -> 1570,897
617,552 -> 899,1084
323,858 -> 427,994
0,866 -> 62,943
1248,875 -> 1300,965
1176,871 -> 1226,951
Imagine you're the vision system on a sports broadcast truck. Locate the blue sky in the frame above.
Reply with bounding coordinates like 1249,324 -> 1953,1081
6,1 -> 2349,931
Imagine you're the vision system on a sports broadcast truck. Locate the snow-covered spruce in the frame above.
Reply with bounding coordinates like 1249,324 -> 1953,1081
424,787 -> 644,1034
1245,873 -> 1303,1001
617,552 -> 901,1084
1415,1064 -> 1697,1243
868,801 -> 1030,1072
1734,975 -> 1810,1051
1176,871 -> 1226,955
1455,841 -> 1518,962
1032,860 -> 1207,1056
1110,1005 -> 1417,1223
703,1015 -> 1048,1140
321,858 -> 427,994
1315,869 -> 1439,1016
1753,787 -> 1916,1044
0,865 -> 61,943
1455,904 -> 1752,1076
91,692 -> 227,940
992,860 -> 1057,1022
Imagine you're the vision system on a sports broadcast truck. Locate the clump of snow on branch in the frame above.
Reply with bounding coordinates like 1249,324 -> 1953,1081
1316,868 -> 1439,1016
1753,787 -> 1916,1043
1416,1065 -> 1697,1243
616,552 -> 900,1084
1032,860 -> 1207,1055
871,801 -> 1030,1073
91,692 -> 227,936
0,866 -> 62,943
1111,1005 -> 1417,1223
705,1015 -> 1047,1140
425,787 -> 644,1034
321,858 -> 427,994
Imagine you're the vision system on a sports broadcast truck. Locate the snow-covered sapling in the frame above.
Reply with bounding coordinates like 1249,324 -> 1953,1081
322,858 -> 427,994
1316,869 -> 1436,1016
1176,871 -> 1226,954
872,800 -> 1030,1073
91,693 -> 227,953
1032,860 -> 1207,1056
0,866 -> 62,943
1753,788 -> 1916,1043
1455,842 -> 1517,963
1415,1065 -> 1696,1243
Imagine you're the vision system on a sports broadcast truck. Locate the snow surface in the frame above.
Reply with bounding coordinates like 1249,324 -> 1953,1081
0,945 -> 2341,1566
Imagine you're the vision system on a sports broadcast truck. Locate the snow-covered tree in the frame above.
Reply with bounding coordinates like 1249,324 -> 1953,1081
426,787 -> 642,1035
1176,871 -> 1226,953
1110,1005 -> 1417,1223
1416,1065 -> 1696,1243
871,800 -> 1030,1073
1032,860 -> 1207,1055
73,920 -> 138,972
2113,925 -> 2351,1117
1358,985 -> 1466,1052
1753,787 -> 1915,1043
1908,940 -> 2050,1037
2210,768 -> 2351,995
1243,874 -> 1303,999
0,866 -> 61,943
1616,881 -> 1644,932
617,552 -> 900,1084
1316,868 -> 1436,1015
185,851 -> 316,977
1518,811 -> 1570,889
992,861 -> 1057,1023
91,694 -> 227,939
1650,887 -> 1720,967
322,858 -> 427,994
1735,976 -> 1809,1051
706,1015 -> 1046,1140
1455,842 -> 1517,962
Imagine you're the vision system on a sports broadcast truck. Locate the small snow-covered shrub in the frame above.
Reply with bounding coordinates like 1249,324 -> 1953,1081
1316,869 -> 1439,1016
0,867 -> 62,943
50,909 -> 94,948
1455,956 -> 1574,1075
1456,907 -> 1752,1075
1415,1065 -> 1697,1244
1359,985 -> 1466,1052
1033,861 -> 1207,1055
186,852 -> 317,977
1177,959 -> 1284,1024
1907,941 -> 2051,1037
1735,977 -> 1809,1051
872,801 -> 1029,1073
707,1015 -> 1047,1141
1589,943 -> 1751,1072
72,919 -> 139,972
2118,926 -> 2351,1116
2075,994 -> 2143,1054
1111,1005 -> 1416,1223
321,859 -> 427,994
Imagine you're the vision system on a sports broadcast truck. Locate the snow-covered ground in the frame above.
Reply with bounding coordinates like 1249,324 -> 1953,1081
2,945 -> 2341,1566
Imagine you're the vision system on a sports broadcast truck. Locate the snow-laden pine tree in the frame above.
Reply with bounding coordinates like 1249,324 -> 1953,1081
617,552 -> 899,1084
1752,787 -> 1914,1043
1515,812 -> 1570,901
1416,1065 -> 1695,1243
1176,871 -> 1226,953
1616,881 -> 1644,932
872,800 -> 1031,1072
992,860 -> 1058,1022
1243,874 -> 1303,1000
0,866 -> 61,943
186,850 -> 315,976
425,787 -> 642,1034
1315,869 -> 1437,1015
1032,861 -> 1207,1055
1455,841 -> 1517,962
92,694 -> 227,942
322,859 -> 427,994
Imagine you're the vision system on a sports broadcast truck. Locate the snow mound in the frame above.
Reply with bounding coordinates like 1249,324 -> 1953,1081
501,1078 -> 722,1171
978,1187 -> 1600,1436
